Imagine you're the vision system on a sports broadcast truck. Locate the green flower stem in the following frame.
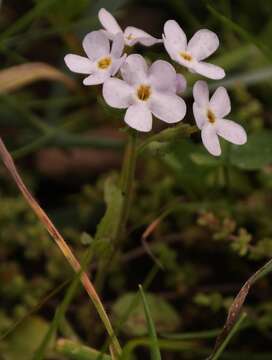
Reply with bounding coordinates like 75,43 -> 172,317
118,129 -> 138,241
137,124 -> 198,155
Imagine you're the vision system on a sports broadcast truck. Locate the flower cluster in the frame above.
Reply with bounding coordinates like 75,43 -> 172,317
64,8 -> 247,156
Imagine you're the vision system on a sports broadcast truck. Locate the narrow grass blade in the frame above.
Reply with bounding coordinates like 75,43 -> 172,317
139,285 -> 161,360
208,313 -> 247,360
0,137 -> 121,358
0,0 -> 59,43
32,245 -> 93,360
210,256 -> 272,357
0,63 -> 77,94
206,3 -> 272,61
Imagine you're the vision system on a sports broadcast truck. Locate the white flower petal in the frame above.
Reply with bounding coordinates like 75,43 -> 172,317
101,29 -> 115,41
216,119 -> 247,145
163,20 -> 187,53
201,124 -> 221,156
193,80 -> 209,107
193,102 -> 206,129
148,60 -> 177,92
175,73 -> 187,94
125,104 -> 152,132
83,70 -> 110,85
210,86 -> 231,118
83,31 -> 110,61
103,78 -> 133,109
124,26 -> 161,46
111,32 -> 125,58
163,35 -> 179,62
111,54 -> 127,76
149,92 -> 186,123
187,29 -> 219,61
194,61 -> 225,80
64,54 -> 94,74
121,54 -> 148,85
98,8 -> 122,35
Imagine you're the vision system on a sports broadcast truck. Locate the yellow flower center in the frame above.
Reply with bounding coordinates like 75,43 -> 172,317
126,34 -> 135,40
97,57 -> 112,69
180,52 -> 192,61
207,109 -> 216,124
137,84 -> 151,101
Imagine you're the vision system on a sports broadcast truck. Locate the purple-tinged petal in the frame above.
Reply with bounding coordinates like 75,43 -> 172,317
148,60 -> 177,92
111,32 -> 125,58
149,91 -> 186,123
83,31 -> 110,61
103,78 -> 133,108
193,102 -> 206,129
64,54 -> 94,74
98,8 -> 122,35
193,80 -> 209,107
176,73 -> 187,94
83,70 -> 110,85
111,54 -> 127,76
125,104 -> 152,132
216,119 -> 247,145
187,29 -> 219,61
121,54 -> 148,85
194,61 -> 225,80
163,20 -> 187,52
210,86 -> 231,118
124,26 -> 161,46
201,124 -> 221,156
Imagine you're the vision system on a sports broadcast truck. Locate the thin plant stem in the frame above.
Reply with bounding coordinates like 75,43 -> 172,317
208,313 -> 247,360
0,138 -> 121,359
118,129 -> 138,240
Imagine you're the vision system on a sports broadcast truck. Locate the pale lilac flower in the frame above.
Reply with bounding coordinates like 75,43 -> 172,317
64,31 -> 126,85
176,73 -> 187,94
103,54 -> 186,132
193,81 -> 247,156
98,8 -> 162,47
163,20 -> 225,80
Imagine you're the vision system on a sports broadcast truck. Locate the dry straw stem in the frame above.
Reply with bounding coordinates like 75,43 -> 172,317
209,256 -> 272,358
0,62 -> 78,93
0,138 -> 121,359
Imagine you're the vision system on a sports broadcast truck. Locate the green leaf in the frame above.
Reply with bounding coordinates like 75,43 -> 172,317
190,152 -> 223,167
112,292 -> 180,337
56,339 -> 111,360
230,131 -> 272,170
94,177 -> 124,252
139,285 -> 162,360
163,139 -> 214,195
4,316 -> 50,360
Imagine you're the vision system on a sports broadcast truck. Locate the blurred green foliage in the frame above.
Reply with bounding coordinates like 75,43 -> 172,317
1,0 -> 272,359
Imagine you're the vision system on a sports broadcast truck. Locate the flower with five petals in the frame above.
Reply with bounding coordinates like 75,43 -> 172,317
98,8 -> 162,47
64,30 -> 126,85
193,80 -> 247,156
163,20 -> 225,80
103,54 -> 186,132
